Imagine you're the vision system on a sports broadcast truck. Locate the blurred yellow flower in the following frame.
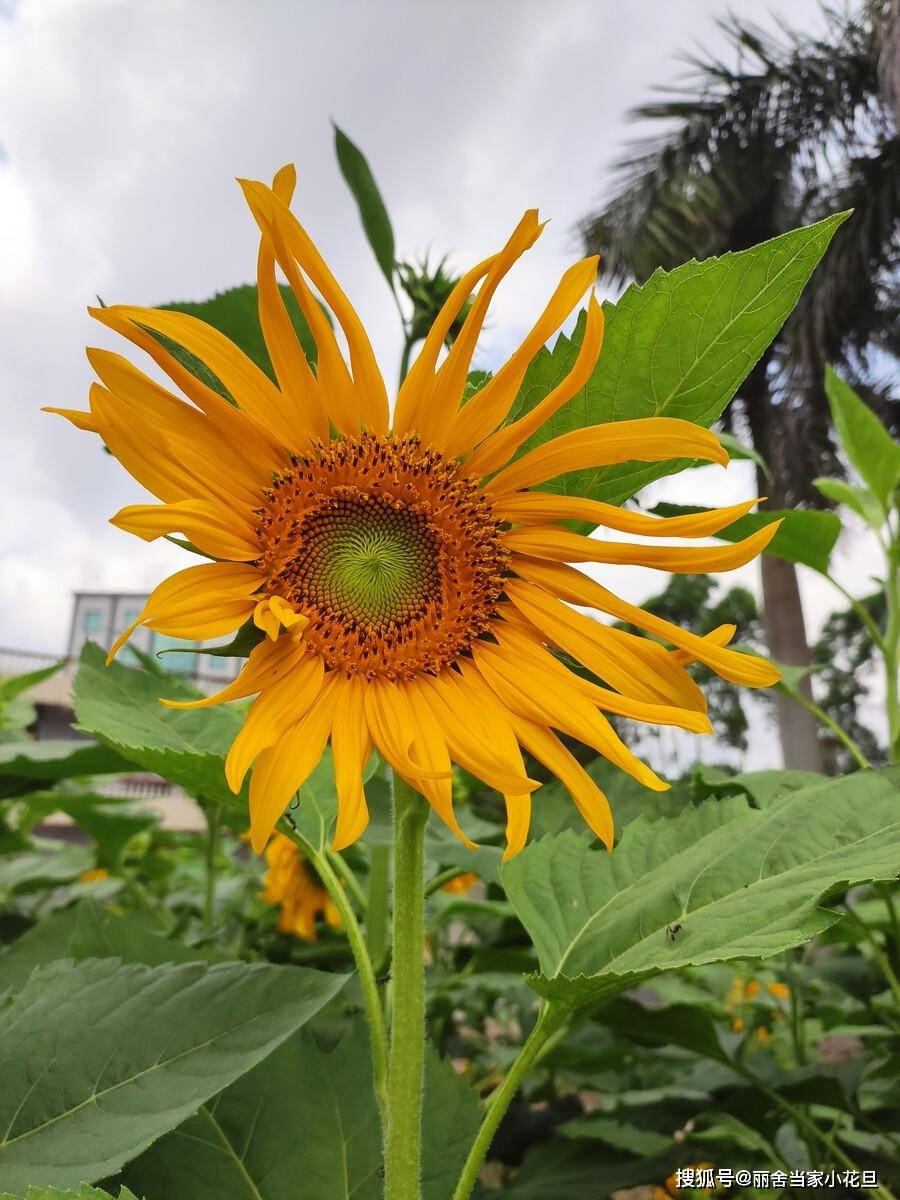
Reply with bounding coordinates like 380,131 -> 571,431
261,833 -> 341,941
442,871 -> 480,895
79,868 -> 110,884
767,980 -> 790,1000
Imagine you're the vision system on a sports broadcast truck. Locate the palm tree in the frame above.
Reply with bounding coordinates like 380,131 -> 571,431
580,0 -> 898,770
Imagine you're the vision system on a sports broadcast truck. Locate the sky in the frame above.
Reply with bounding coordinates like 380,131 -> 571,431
0,0 -> 886,766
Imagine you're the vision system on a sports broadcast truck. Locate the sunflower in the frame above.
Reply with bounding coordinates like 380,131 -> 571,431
261,832 -> 341,941
49,165 -> 780,859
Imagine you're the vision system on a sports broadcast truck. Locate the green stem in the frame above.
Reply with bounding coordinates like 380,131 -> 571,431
783,687 -> 871,770
452,1004 -> 566,1200
281,817 -> 389,1124
826,575 -> 888,656
384,777 -> 429,1200
203,801 -> 221,930
784,949 -> 807,1068
366,845 -> 390,968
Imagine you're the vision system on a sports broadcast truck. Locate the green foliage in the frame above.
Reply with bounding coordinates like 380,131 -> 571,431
0,1188 -> 142,1200
121,1021 -> 478,1200
502,765 -> 900,1008
504,214 -> 847,511
824,366 -> 900,512
0,739 -> 135,799
72,643 -> 242,811
333,122 -> 396,289
0,956 -> 346,1190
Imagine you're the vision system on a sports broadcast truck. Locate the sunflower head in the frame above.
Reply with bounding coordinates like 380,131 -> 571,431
49,163 -> 780,860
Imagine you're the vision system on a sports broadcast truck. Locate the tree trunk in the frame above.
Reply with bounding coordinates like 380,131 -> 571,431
745,364 -> 826,773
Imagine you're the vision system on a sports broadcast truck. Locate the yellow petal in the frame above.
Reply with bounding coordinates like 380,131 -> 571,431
106,562 -> 263,662
95,304 -> 297,451
493,493 -> 761,537
466,296 -> 605,479
111,498 -> 261,561
88,306 -> 289,476
331,676 -> 371,851
502,793 -> 532,860
503,519 -> 781,572
241,178 -> 389,436
506,713 -> 615,848
443,255 -> 599,458
162,633 -> 308,711
225,654 -> 325,791
43,406 -> 99,433
400,680 -> 476,849
253,595 -> 308,641
417,211 -> 544,448
363,678 -> 453,781
486,418 -> 728,496
513,558 -> 780,688
472,639 -> 667,793
419,672 -> 540,795
248,673 -> 338,852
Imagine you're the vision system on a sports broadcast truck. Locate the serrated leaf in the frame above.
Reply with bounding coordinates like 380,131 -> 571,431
824,366 -> 900,509
0,956 -> 346,1190
505,214 -> 848,510
502,765 -> 900,1009
72,643 -> 243,811
121,1020 -> 479,1200
651,503 -> 841,575
333,123 -> 396,289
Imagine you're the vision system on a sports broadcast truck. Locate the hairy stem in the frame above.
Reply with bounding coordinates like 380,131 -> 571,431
384,777 -> 429,1200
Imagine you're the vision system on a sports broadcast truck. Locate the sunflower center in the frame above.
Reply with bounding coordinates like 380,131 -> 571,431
255,433 -> 508,680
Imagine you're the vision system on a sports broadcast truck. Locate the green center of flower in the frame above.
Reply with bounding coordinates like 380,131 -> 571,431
294,496 -> 439,626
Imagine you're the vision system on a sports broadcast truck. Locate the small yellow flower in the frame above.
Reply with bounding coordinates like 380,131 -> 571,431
442,871 -> 479,895
261,833 -> 341,941
79,867 -> 110,884
52,166 -> 781,860
744,979 -> 760,999
767,981 -> 790,1000
731,1016 -> 745,1033
756,1026 -> 771,1044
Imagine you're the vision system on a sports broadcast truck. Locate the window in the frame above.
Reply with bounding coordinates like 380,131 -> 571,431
82,609 -> 103,635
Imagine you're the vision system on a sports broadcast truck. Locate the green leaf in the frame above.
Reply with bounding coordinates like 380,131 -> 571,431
813,476 -> 884,528
501,765 -> 900,1009
0,906 -> 84,994
159,284 -> 320,396
558,1114 -> 672,1156
0,739 -> 136,799
121,1021 -> 478,1200
824,366 -> 900,509
70,899 -> 229,967
72,643 -> 243,811
189,619 -> 265,660
505,213 -> 849,509
333,123 -> 396,288
0,661 -> 66,708
651,503 -> 841,575
0,841 -> 95,894
0,956 -> 346,1190
0,1187 -> 143,1200
23,792 -> 156,869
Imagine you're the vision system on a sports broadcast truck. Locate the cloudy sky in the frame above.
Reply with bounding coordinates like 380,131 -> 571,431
0,0 -> 883,763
